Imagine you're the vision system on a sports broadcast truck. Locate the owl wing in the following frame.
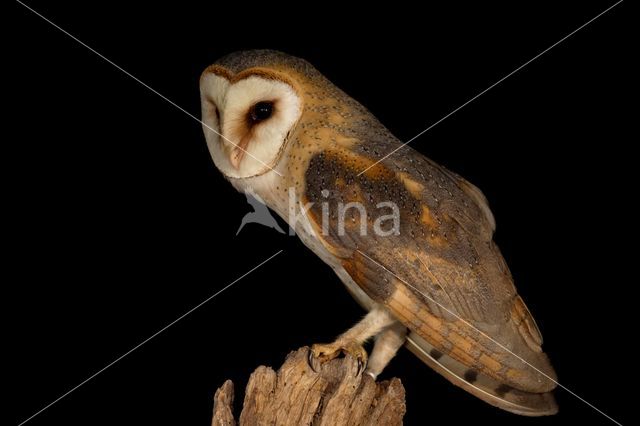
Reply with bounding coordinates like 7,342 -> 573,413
302,145 -> 558,415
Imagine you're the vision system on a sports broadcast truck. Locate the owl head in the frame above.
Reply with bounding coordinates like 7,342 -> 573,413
199,50 -> 316,179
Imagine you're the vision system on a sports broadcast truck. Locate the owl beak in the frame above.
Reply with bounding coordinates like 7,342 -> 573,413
229,134 -> 251,169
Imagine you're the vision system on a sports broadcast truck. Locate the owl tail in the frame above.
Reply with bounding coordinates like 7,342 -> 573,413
406,332 -> 558,416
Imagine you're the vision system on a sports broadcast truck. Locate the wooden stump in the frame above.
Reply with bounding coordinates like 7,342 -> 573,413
211,346 -> 406,425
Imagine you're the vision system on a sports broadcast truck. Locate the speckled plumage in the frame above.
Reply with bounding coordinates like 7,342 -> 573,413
200,50 -> 558,416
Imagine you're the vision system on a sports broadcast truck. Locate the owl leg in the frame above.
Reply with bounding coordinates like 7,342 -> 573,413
364,322 -> 407,379
310,306 -> 395,372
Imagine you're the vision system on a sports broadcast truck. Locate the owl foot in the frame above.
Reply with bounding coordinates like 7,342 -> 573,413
310,341 -> 368,375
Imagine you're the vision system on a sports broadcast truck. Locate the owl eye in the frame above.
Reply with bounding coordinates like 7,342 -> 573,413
249,101 -> 274,124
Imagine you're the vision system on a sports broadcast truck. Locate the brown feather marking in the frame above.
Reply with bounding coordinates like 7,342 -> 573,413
303,147 -> 557,393
420,206 -> 437,228
398,172 -> 425,198
511,295 -> 543,352
387,284 -> 515,382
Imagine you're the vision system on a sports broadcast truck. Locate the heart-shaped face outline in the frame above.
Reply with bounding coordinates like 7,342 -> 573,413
200,65 -> 304,179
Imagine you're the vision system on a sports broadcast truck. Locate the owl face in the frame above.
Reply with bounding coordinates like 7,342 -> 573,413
200,65 -> 303,179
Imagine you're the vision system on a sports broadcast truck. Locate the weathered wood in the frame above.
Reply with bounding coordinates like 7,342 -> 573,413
211,346 -> 406,425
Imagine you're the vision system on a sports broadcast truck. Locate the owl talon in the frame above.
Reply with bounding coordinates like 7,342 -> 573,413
307,348 -> 319,373
310,341 -> 368,375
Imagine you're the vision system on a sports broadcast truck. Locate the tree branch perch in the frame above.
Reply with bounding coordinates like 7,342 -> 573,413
211,346 -> 406,425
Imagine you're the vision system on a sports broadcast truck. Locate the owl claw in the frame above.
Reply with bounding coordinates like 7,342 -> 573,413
310,341 -> 368,375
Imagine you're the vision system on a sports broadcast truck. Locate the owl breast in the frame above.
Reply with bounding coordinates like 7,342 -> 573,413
294,208 -> 378,311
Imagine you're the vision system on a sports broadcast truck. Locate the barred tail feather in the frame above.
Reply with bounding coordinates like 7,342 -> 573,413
406,332 -> 558,416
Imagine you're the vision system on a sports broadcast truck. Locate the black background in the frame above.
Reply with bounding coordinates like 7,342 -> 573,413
9,1 -> 632,425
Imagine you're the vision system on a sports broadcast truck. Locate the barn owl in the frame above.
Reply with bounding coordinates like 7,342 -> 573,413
200,50 -> 558,416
